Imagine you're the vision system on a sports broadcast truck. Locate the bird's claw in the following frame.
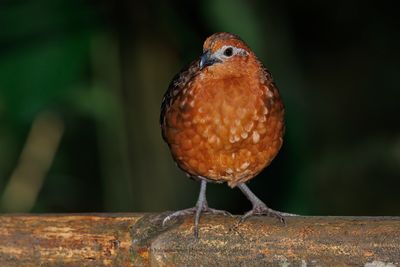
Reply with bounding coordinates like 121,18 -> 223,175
205,207 -> 233,217
162,206 -> 232,227
162,207 -> 197,227
239,203 -> 286,225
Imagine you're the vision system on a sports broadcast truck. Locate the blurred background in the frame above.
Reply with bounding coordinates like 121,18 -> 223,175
0,0 -> 399,216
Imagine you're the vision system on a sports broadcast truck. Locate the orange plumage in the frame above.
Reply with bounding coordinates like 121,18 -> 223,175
161,32 -> 287,238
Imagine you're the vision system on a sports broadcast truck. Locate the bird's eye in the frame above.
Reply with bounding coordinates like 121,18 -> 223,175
223,47 -> 233,57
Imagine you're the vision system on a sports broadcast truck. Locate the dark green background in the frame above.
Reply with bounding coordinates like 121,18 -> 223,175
1,0 -> 399,216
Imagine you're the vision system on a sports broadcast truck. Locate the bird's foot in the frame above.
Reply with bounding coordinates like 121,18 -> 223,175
162,204 -> 231,226
239,202 -> 286,225
162,207 -> 197,226
163,203 -> 231,238
202,202 -> 232,217
206,207 -> 232,216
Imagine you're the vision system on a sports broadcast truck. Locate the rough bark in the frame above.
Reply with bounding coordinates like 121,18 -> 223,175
0,213 -> 399,266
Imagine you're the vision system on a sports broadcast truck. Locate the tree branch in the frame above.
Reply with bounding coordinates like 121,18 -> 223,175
0,213 -> 399,266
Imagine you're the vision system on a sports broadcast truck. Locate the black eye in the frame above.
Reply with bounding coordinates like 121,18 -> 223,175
223,47 -> 233,57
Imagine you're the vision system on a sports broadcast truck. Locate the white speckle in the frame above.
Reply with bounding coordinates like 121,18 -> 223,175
252,131 -> 260,143
244,122 -> 254,132
189,100 -> 195,107
208,135 -> 217,144
201,125 -> 211,138
226,168 -> 233,174
230,127 -> 237,134
231,153 -> 235,159
193,115 -> 199,123
208,169 -> 216,175
234,119 -> 241,126
241,132 -> 248,139
263,107 -> 269,115
240,162 -> 250,170
266,91 -> 274,98
364,261 -> 396,267
234,135 -> 240,142
179,99 -> 186,108
198,107 -> 205,113
229,135 -> 236,143
215,137 -> 221,145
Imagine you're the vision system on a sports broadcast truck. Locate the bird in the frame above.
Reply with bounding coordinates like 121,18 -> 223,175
160,32 -> 286,238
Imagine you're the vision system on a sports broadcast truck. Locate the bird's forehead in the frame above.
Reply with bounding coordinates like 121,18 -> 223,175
203,33 -> 250,53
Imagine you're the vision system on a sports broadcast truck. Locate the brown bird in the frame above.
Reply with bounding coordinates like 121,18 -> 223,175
160,32 -> 286,237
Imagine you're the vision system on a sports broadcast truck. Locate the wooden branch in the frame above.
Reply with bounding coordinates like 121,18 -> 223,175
0,213 -> 399,266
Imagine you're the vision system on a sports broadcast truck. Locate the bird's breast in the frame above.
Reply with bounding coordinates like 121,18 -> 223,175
164,74 -> 284,187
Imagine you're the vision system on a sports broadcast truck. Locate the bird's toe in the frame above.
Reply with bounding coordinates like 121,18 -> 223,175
240,204 -> 286,225
205,208 -> 233,217
162,207 -> 198,226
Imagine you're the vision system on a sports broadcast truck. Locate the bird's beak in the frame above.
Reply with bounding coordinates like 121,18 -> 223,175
199,50 -> 220,69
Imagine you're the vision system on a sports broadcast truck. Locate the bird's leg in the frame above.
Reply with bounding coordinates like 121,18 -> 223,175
237,183 -> 286,224
163,180 -> 231,238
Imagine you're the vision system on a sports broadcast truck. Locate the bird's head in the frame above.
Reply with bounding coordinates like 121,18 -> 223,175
199,32 -> 254,70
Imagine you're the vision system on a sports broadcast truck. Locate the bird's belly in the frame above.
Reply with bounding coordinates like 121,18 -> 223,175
165,88 -> 284,187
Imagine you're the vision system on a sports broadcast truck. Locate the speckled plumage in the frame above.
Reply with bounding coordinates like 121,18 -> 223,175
161,32 -> 284,187
160,32 -> 289,238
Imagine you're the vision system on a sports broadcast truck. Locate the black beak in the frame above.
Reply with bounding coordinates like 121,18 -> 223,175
199,50 -> 219,69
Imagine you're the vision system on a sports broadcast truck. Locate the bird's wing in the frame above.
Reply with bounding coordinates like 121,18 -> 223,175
259,65 -> 284,105
160,58 -> 200,141
260,65 -> 276,91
